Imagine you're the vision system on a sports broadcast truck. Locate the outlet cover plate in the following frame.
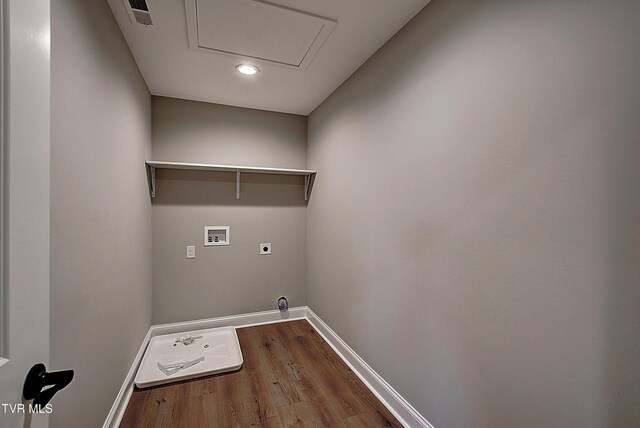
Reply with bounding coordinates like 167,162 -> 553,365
186,245 -> 196,259
260,243 -> 272,255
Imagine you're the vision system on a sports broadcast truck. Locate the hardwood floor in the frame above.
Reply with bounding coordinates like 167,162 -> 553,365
120,320 -> 401,427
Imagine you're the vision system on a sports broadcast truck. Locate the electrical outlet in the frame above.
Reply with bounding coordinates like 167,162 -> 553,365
260,243 -> 271,255
186,246 -> 195,259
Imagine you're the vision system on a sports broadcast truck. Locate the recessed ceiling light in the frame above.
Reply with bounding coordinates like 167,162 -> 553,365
236,64 -> 259,76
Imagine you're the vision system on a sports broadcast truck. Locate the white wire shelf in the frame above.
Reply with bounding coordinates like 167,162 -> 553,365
145,161 -> 316,200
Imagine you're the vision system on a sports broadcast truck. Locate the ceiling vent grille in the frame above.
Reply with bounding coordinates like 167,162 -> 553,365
127,0 -> 153,26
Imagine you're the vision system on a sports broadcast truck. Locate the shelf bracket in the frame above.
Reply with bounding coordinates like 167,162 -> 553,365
150,166 -> 156,198
236,171 -> 241,200
304,173 -> 315,201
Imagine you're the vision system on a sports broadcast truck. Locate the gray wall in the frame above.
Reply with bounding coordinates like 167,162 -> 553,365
307,0 -> 640,427
152,97 -> 307,324
50,0 -> 152,427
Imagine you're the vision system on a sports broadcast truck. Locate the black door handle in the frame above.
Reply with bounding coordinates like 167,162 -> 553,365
23,363 -> 74,407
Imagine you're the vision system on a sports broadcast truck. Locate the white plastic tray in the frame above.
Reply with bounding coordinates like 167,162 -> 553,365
134,326 -> 243,388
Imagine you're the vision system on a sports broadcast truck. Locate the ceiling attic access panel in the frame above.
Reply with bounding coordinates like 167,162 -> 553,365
185,0 -> 336,70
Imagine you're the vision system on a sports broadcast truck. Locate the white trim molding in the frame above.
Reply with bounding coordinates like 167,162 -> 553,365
306,308 -> 434,428
103,306 -> 433,428
103,329 -> 151,428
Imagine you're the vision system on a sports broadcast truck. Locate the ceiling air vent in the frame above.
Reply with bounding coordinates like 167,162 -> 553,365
127,0 -> 153,26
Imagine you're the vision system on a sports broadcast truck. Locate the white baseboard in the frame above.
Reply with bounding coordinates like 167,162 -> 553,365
102,328 -> 151,428
306,308 -> 433,428
103,306 -> 432,428
150,306 -> 307,337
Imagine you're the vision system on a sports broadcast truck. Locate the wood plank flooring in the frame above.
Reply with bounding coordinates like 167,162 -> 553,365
120,320 -> 401,427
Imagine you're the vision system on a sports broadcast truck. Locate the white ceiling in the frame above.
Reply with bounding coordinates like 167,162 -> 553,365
107,0 -> 430,115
